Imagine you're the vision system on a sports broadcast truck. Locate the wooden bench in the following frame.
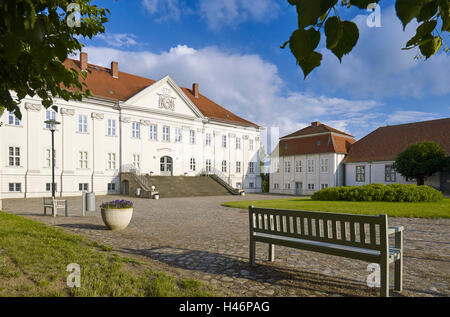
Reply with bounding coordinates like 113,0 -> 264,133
248,206 -> 403,297
43,197 -> 68,217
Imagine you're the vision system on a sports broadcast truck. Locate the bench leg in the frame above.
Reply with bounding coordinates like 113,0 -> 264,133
380,259 -> 389,297
394,231 -> 403,292
249,238 -> 256,267
268,244 -> 275,262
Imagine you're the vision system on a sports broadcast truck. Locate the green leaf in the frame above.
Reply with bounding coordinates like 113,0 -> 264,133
289,28 -> 321,60
349,0 -> 381,9
418,1 -> 438,21
439,0 -> 450,31
325,16 -> 343,50
419,34 -> 442,58
329,21 -> 359,62
288,0 -> 298,5
405,20 -> 437,48
297,0 -> 338,28
396,0 -> 427,29
298,51 -> 323,79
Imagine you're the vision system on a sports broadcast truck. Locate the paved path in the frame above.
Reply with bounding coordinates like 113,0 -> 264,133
3,194 -> 449,297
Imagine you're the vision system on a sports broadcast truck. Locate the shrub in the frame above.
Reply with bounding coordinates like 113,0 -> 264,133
311,183 -> 443,202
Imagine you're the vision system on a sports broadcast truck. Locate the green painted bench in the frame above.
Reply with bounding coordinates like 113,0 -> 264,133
248,206 -> 404,297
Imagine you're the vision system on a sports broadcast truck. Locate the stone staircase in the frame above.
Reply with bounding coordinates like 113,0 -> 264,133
145,176 -> 231,198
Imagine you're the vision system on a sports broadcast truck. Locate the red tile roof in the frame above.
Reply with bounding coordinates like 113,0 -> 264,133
281,123 -> 353,139
344,118 -> 450,163
63,58 -> 259,128
277,123 -> 355,156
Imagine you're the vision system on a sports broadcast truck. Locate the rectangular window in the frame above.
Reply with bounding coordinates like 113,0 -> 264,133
45,149 -> 56,168
107,153 -> 116,169
79,183 -> 89,191
107,119 -> 116,136
107,183 -> 116,191
385,165 -> 396,182
79,151 -> 88,169
321,184 -> 329,189
190,158 -> 196,171
284,183 -> 291,190
249,182 -> 254,189
320,159 -> 329,173
273,183 -> 279,189
175,127 -> 182,143
9,183 -> 21,192
284,161 -> 291,173
249,162 -> 255,174
222,160 -> 227,173
78,115 -> 88,133
205,159 -> 212,173
133,154 -> 140,169
46,183 -> 58,192
295,160 -> 302,173
45,110 -> 56,129
149,124 -> 157,140
308,183 -> 315,190
205,133 -> 211,146
222,135 -> 227,148
236,161 -> 241,173
132,122 -> 140,138
276,162 -> 280,173
356,165 -> 365,182
307,160 -> 315,173
189,130 -> 196,144
163,126 -> 170,142
9,147 -> 21,166
249,139 -> 254,150
8,111 -> 20,126
236,137 -> 241,149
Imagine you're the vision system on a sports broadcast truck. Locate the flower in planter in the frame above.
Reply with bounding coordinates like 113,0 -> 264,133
100,200 -> 133,209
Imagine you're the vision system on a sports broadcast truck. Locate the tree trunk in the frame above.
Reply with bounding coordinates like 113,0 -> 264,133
417,176 -> 425,186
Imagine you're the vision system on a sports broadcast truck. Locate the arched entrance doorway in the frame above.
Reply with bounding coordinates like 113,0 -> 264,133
160,156 -> 173,176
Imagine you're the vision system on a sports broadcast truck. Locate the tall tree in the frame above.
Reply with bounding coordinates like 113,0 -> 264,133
0,0 -> 109,120
283,0 -> 450,78
393,141 -> 447,185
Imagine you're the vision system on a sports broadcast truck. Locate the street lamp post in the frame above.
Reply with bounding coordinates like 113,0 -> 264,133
44,119 -> 60,199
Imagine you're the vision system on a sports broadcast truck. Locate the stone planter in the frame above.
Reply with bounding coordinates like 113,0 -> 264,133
101,207 -> 133,231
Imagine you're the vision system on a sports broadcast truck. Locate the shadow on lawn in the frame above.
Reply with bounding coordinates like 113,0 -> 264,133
120,246 -> 393,297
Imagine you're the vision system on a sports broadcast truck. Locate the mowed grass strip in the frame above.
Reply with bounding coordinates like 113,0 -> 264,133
222,198 -> 450,218
0,212 -> 213,297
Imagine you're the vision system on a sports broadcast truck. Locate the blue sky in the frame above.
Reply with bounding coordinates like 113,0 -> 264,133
80,0 -> 450,139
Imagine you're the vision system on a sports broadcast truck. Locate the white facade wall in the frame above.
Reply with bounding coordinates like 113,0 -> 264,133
0,77 -> 261,198
345,161 -> 441,188
269,153 -> 341,195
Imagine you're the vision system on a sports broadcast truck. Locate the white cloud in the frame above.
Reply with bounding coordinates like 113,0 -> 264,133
80,44 -> 382,138
198,0 -> 281,30
141,0 -> 182,22
96,33 -> 139,48
386,111 -> 440,124
313,6 -> 450,99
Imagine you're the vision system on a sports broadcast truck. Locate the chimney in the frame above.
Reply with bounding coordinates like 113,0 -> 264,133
311,121 -> 321,126
80,52 -> 88,71
193,83 -> 199,98
111,61 -> 118,78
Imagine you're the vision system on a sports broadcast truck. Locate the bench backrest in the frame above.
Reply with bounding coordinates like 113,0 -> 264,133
249,206 -> 388,251
43,197 -> 53,205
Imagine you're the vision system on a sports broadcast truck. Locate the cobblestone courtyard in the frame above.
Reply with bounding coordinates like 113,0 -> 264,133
3,194 -> 449,297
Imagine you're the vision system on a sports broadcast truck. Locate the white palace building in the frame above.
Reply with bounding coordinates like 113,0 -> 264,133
0,53 -> 262,200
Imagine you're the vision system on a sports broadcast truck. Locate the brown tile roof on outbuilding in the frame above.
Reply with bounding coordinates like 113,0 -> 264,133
344,118 -> 450,163
63,57 -> 259,128
277,122 -> 355,156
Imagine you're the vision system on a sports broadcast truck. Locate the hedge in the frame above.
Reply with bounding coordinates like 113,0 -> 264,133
311,183 -> 443,202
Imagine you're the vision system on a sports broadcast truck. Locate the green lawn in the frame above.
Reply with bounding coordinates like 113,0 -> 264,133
0,211 -> 213,297
222,198 -> 450,218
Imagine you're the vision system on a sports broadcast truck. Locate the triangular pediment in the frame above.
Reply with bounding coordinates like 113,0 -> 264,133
124,75 -> 204,119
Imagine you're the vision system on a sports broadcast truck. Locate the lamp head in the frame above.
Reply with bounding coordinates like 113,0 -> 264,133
44,119 -> 61,131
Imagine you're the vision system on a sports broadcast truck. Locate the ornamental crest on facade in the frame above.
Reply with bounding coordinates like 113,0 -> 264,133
157,88 -> 176,111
